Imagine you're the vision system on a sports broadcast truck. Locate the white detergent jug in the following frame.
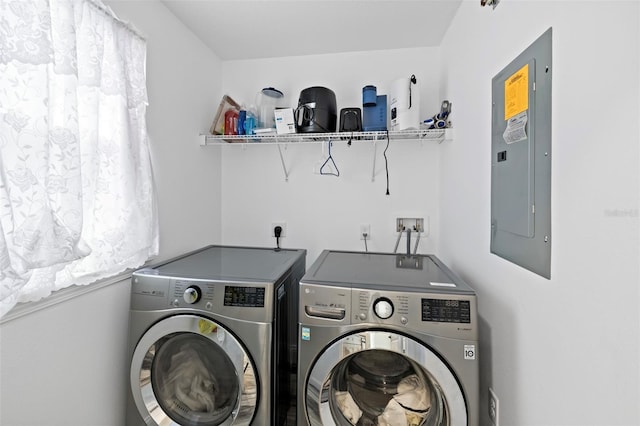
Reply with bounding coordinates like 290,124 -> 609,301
390,75 -> 420,131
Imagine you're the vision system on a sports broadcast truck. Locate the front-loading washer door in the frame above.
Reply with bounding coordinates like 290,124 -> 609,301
131,315 -> 257,426
305,330 -> 467,426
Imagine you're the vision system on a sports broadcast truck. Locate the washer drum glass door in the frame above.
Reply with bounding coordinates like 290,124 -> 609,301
131,315 -> 257,426
305,330 -> 466,426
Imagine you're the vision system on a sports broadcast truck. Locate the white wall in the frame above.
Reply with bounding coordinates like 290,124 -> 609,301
0,1 -> 223,424
438,1 -> 639,425
219,48 -> 445,263
0,279 -> 132,425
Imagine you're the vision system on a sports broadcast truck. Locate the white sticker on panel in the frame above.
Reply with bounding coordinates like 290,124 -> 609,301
464,344 -> 476,360
503,110 -> 528,144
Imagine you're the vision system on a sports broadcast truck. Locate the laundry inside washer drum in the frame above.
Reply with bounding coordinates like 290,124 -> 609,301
151,333 -> 239,425
328,350 -> 443,426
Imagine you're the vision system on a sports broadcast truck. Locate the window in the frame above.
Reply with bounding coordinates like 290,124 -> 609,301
0,0 -> 158,318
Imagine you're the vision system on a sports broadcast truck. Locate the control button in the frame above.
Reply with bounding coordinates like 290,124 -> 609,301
171,299 -> 179,307
373,298 -> 394,319
183,286 -> 202,304
401,317 -> 408,325
358,313 -> 367,321
205,302 -> 213,310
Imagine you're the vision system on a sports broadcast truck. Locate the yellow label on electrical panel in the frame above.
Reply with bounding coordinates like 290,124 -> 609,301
504,63 -> 529,120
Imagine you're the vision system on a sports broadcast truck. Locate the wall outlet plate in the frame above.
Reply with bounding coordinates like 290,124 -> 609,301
360,224 -> 371,240
271,222 -> 286,237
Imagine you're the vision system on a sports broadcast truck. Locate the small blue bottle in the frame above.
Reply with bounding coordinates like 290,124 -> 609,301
237,110 -> 247,135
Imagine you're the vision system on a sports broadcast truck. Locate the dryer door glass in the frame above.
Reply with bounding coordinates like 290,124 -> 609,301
131,315 -> 257,426
152,332 -> 239,424
305,331 -> 466,426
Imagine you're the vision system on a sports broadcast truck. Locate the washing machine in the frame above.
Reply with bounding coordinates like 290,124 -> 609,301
297,250 -> 479,426
126,245 -> 305,426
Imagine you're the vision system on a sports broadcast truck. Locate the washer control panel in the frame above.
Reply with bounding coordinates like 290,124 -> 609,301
299,283 -> 477,339
422,298 -> 471,323
354,290 -> 410,327
223,286 -> 266,307
351,288 -> 476,338
132,273 -> 274,323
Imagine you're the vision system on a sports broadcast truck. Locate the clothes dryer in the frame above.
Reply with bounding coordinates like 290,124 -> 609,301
126,245 -> 305,426
297,250 -> 479,426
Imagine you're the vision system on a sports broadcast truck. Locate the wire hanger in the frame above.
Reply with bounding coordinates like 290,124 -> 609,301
320,140 -> 340,177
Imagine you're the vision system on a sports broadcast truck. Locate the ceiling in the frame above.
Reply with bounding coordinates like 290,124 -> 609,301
161,0 -> 463,61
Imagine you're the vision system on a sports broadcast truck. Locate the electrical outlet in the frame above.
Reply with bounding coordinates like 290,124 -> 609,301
360,224 -> 371,240
271,222 -> 287,237
489,387 -> 499,426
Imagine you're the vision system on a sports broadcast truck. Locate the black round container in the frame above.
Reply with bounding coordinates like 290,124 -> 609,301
296,86 -> 337,133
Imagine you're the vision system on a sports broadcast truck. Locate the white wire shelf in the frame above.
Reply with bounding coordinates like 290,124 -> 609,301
199,128 -> 452,146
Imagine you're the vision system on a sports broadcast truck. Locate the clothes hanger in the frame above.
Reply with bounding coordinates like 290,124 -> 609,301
320,140 -> 340,177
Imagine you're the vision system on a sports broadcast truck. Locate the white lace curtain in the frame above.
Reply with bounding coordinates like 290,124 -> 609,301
0,0 -> 158,318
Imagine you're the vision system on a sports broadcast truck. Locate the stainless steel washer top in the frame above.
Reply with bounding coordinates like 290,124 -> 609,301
302,250 -> 475,294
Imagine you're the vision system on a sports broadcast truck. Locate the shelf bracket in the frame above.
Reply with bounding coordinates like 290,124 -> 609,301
277,144 -> 290,182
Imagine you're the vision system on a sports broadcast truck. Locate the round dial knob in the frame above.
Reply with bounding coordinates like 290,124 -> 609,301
183,286 -> 202,304
373,298 -> 394,319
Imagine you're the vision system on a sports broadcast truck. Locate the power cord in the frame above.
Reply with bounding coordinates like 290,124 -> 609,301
362,232 -> 369,252
274,225 -> 282,251
384,130 -> 390,195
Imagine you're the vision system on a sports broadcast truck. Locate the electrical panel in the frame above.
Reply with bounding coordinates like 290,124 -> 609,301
490,28 -> 552,279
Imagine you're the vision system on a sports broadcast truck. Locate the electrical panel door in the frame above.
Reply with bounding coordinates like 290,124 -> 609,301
491,28 -> 552,279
